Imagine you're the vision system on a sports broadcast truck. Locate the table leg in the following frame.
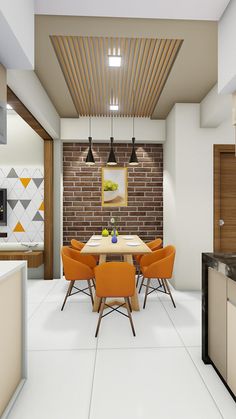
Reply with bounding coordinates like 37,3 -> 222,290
93,254 -> 106,312
124,254 -> 140,311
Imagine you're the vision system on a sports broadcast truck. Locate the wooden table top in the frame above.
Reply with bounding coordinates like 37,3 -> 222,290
81,235 -> 151,255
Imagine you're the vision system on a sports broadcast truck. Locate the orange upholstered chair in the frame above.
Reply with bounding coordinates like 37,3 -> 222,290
136,238 -> 162,287
94,262 -> 136,337
61,246 -> 96,311
139,245 -> 176,309
71,239 -> 98,263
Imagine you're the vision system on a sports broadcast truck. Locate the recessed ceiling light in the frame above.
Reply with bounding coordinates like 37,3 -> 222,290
110,104 -> 119,111
108,55 -> 121,67
7,104 -> 13,110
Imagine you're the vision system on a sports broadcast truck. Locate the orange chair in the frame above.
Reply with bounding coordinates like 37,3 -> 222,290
136,238 -> 162,287
61,246 -> 96,311
71,239 -> 98,263
139,245 -> 176,309
94,262 -> 136,337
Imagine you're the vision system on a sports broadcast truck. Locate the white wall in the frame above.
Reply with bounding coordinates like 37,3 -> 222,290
0,111 -> 44,165
218,0 -> 236,94
200,84 -> 232,128
8,70 -> 60,140
164,103 -> 234,290
0,0 -> 34,69
61,117 -> 166,143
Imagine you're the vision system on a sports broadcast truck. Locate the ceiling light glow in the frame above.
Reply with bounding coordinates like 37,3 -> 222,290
7,104 -> 13,110
110,104 -> 119,111
108,55 -> 121,67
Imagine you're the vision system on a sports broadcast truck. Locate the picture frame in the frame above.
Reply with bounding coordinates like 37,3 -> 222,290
102,167 -> 128,207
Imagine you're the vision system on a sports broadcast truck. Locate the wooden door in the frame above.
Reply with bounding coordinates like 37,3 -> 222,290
214,146 -> 236,252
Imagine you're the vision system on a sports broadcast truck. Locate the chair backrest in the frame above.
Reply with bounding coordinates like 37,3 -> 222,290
95,262 -> 136,298
147,238 -> 162,251
145,245 -> 176,279
61,246 -> 94,280
71,239 -> 85,251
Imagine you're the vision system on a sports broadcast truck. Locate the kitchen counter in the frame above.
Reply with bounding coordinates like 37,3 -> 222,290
0,261 -> 27,418
202,253 -> 236,401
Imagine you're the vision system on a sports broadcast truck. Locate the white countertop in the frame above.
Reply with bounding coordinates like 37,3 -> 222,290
0,261 -> 27,282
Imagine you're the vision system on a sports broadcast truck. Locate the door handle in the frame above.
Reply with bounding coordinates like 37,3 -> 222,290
219,219 -> 225,227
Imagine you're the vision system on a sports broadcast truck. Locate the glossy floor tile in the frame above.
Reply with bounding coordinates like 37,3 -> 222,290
188,347 -> 236,419
90,347 -> 222,419
97,300 -> 183,349
7,279 -> 236,419
8,350 -> 95,419
162,299 -> 201,346
29,301 -> 97,350
44,279 -> 92,303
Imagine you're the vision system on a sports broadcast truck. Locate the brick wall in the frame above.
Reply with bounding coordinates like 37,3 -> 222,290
63,143 -> 163,245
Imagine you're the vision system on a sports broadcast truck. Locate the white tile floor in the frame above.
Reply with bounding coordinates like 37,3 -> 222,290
8,278 -> 236,419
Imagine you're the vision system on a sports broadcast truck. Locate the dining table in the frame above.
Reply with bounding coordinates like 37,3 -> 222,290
80,234 -> 151,311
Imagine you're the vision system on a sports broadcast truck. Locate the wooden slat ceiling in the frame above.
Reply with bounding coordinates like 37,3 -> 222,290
50,36 -> 183,117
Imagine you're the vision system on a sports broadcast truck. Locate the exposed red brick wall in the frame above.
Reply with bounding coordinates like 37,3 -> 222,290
63,143 -> 163,245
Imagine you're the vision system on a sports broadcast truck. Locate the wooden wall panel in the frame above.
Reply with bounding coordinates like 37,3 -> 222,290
44,140 -> 54,279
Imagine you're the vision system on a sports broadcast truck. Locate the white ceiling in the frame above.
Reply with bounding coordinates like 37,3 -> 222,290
34,0 -> 230,20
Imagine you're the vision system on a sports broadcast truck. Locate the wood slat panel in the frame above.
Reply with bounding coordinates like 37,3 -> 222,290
50,35 -> 183,117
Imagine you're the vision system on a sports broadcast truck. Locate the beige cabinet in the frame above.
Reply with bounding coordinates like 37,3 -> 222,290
208,268 -> 227,380
227,278 -> 236,395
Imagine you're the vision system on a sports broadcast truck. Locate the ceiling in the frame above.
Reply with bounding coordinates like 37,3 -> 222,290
50,35 -> 183,117
35,16 -> 217,119
34,0 -> 230,21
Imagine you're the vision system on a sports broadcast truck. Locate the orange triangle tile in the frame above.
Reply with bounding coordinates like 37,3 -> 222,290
39,201 -> 44,211
20,178 -> 31,188
13,222 -> 25,233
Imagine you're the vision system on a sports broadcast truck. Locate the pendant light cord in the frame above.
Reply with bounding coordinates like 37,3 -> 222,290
89,88 -> 91,138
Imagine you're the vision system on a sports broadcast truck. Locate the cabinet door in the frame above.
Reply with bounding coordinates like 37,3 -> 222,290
208,268 -> 227,380
227,300 -> 236,395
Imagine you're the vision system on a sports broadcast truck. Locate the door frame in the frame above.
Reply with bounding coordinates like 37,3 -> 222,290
7,87 -> 54,279
214,144 -> 235,252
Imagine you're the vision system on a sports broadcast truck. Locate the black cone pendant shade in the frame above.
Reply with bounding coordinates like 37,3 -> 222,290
129,137 -> 139,166
107,137 -> 117,166
85,136 -> 95,165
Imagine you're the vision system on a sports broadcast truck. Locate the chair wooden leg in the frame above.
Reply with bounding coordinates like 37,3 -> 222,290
61,280 -> 74,311
92,279 -> 96,289
125,297 -> 136,336
95,298 -> 106,337
164,279 -> 176,308
138,276 -> 144,294
87,279 -> 94,306
161,278 -> 167,293
143,278 -> 151,309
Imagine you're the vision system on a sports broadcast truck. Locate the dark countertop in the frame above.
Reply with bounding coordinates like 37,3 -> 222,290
202,252 -> 236,282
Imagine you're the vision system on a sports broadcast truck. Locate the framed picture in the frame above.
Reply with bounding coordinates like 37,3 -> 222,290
102,167 -> 128,207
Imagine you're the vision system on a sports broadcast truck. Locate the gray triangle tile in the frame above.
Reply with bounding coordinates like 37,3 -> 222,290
7,199 -> 18,209
32,211 -> 44,221
32,178 -> 43,188
20,199 -> 31,209
7,168 -> 18,178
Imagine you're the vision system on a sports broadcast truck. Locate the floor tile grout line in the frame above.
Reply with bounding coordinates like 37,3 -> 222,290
27,280 -> 58,321
159,297 -> 224,418
88,331 -> 99,419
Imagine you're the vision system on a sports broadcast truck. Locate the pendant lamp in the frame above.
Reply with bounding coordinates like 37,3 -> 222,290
129,92 -> 139,166
85,91 -> 95,165
107,114 -> 117,166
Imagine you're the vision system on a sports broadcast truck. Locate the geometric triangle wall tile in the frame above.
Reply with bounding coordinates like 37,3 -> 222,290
20,178 -> 31,188
8,199 -> 18,210
20,199 -> 31,209
32,211 -> 44,221
32,178 -> 43,188
13,221 -> 25,232
7,168 -> 18,178
39,201 -> 44,211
